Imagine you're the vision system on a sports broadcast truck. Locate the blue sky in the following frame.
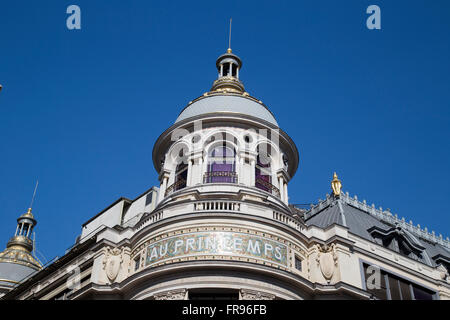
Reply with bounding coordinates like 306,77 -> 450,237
0,0 -> 449,264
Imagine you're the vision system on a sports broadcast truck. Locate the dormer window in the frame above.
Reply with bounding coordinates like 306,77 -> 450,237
368,226 -> 426,263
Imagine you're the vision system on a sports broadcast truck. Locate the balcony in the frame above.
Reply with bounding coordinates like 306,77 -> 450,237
255,177 -> 280,198
165,178 -> 186,196
203,171 -> 238,184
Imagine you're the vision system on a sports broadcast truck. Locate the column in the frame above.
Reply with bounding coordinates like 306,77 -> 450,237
239,157 -> 244,184
229,62 -> 232,76
199,157 -> 204,184
278,176 -> 284,200
186,159 -> 192,186
158,176 -> 168,202
250,159 -> 256,186
284,181 -> 289,204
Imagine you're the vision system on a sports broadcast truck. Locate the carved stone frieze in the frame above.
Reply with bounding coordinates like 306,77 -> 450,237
437,264 -> 450,283
240,289 -> 276,300
153,288 -> 187,300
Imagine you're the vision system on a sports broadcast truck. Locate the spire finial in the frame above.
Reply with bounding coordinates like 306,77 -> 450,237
228,18 -> 232,53
29,180 -> 39,210
331,172 -> 342,197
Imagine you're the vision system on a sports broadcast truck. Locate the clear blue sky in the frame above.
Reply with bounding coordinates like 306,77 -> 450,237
0,0 -> 449,264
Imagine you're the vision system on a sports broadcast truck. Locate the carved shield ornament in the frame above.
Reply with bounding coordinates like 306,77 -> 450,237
103,247 -> 123,282
315,244 -> 337,281
319,252 -> 335,280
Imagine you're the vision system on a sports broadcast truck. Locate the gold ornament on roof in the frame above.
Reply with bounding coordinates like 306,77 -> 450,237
331,172 -> 342,197
21,207 -> 35,219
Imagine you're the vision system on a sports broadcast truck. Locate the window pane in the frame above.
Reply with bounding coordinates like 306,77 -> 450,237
134,256 -> 140,271
388,276 -> 401,300
413,286 -> 433,300
399,281 -> 412,300
295,257 -> 302,271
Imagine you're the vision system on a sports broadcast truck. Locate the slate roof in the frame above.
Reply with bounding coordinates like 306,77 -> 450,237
303,192 -> 450,268
175,94 -> 279,126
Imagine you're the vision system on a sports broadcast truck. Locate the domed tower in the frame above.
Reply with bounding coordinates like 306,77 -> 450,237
137,48 -> 302,299
0,208 -> 42,296
153,48 -> 299,206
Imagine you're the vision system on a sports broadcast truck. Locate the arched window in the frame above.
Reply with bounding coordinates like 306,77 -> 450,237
205,145 -> 237,183
174,162 -> 188,191
255,153 -> 271,192
255,145 -> 279,197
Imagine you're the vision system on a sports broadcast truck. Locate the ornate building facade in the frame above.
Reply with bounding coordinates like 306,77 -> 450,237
1,48 -> 449,300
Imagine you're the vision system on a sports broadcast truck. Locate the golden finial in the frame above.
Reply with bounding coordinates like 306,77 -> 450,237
227,48 -> 232,53
331,172 -> 342,197
22,207 -> 34,219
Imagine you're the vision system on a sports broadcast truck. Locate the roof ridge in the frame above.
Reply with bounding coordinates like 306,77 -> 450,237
303,191 -> 450,250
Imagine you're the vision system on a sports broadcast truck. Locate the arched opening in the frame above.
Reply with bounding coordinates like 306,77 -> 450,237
255,145 -> 279,197
22,224 -> 29,237
223,63 -> 230,77
165,147 -> 189,196
204,144 -> 237,183
255,154 -> 271,192
174,162 -> 188,191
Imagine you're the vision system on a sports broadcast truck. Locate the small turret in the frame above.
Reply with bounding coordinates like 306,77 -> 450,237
210,48 -> 245,93
0,207 -> 42,295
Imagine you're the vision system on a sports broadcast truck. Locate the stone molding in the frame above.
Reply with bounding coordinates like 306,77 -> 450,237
240,288 -> 276,300
153,288 -> 187,300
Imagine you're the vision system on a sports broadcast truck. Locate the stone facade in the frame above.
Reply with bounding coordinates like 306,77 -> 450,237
1,48 -> 449,301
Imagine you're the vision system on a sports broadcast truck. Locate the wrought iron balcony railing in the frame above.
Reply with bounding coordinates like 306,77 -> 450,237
255,177 -> 280,198
203,171 -> 238,184
165,178 -> 187,196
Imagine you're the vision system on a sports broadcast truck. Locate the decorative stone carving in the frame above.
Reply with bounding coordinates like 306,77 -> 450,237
154,289 -> 187,300
437,264 -> 449,283
315,244 -> 338,282
240,289 -> 276,300
102,247 -> 124,283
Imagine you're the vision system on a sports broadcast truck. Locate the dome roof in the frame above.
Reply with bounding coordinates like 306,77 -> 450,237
0,261 -> 37,290
175,94 -> 279,127
0,207 -> 42,292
